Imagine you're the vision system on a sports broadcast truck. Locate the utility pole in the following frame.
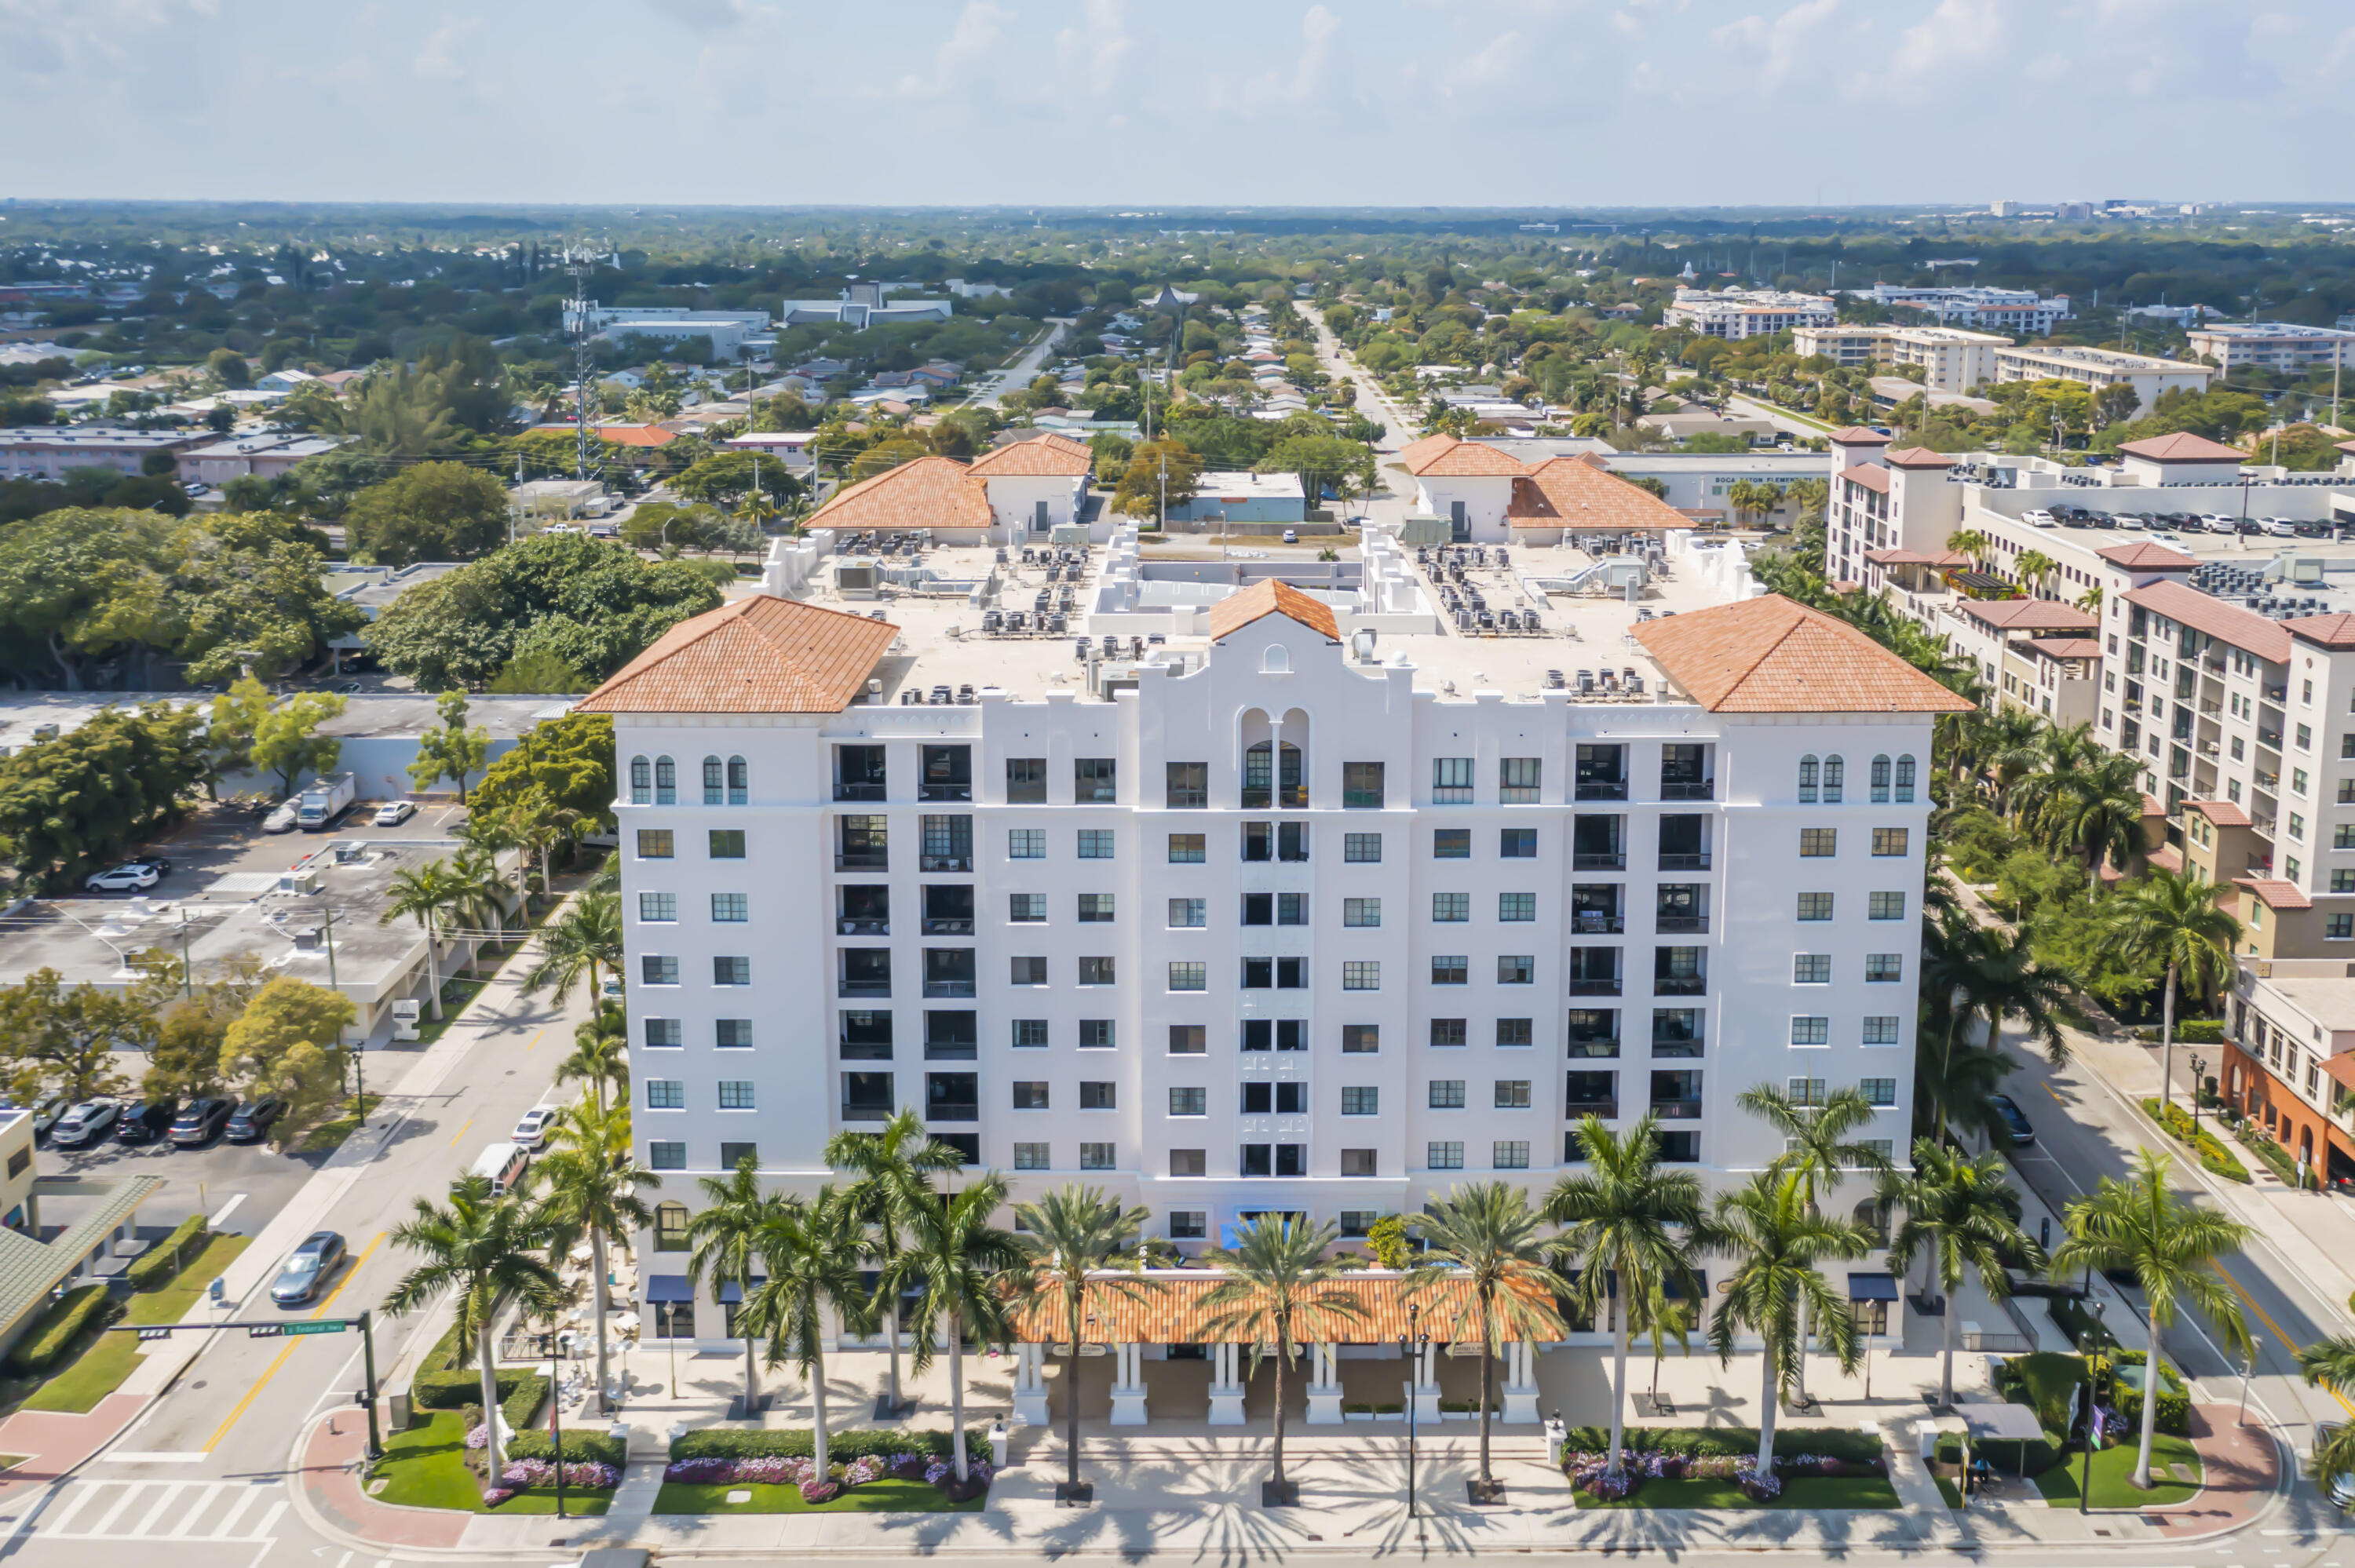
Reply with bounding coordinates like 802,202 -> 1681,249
177,908 -> 193,1000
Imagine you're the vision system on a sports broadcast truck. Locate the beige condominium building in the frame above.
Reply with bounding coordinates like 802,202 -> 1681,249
1992,344 -> 2216,414
2185,323 -> 2355,376
1791,325 -> 2010,396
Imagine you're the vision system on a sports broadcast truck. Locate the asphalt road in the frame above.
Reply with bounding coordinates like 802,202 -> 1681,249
971,320 -> 1068,410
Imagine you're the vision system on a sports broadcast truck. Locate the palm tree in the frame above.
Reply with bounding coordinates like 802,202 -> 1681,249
382,1172 -> 564,1478
825,1109 -> 966,1416
557,1008 -> 628,1114
1707,1172 -> 1869,1479
2103,870 -> 2241,1116
2050,1150 -> 2254,1488
2014,549 -> 2061,597
1634,1279 -> 1697,1409
1740,1085 -> 1895,1405
894,1170 -> 1023,1484
503,788 -> 567,909
1403,1183 -> 1572,1497
1974,706 -> 2050,811
1912,1035 -> 2017,1150
2295,1335 -> 2355,1491
739,1187 -> 870,1477
379,860 -> 466,1020
2036,750 -> 2149,877
1922,907 -> 2086,1135
1013,1185 -> 1163,1500
1880,1140 -> 2039,1409
1199,1216 -> 1367,1503
1946,527 -> 1988,570
2011,721 -> 2104,830
524,890 -> 622,1007
462,806 -> 533,928
530,1101 -> 655,1415
1545,1114 -> 1703,1480
686,1151 -> 787,1417
449,845 -> 509,972
2075,584 -> 2104,614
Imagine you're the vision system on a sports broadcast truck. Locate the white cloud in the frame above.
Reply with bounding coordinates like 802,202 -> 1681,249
1443,30 -> 1523,95
1711,0 -> 1835,84
898,1 -> 1012,101
413,16 -> 478,82
1057,0 -> 1135,92
1890,0 -> 2003,80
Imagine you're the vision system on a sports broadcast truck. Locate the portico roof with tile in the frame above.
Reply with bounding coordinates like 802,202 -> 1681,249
1005,1269 -> 1559,1344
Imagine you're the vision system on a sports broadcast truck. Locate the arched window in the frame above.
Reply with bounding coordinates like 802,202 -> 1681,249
1870,755 -> 1891,804
1261,644 -> 1290,674
1894,754 -> 1916,804
1822,755 -> 1844,804
702,756 -> 724,806
728,756 -> 749,805
654,756 -> 676,806
654,1202 -> 689,1253
1244,740 -> 1305,808
630,756 -> 651,806
1798,755 -> 1819,804
1851,1198 -> 1890,1247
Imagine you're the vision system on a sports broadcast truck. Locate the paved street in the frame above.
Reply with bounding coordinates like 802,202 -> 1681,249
970,320 -> 1068,410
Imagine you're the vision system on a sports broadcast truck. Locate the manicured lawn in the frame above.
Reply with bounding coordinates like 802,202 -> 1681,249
653,1479 -> 984,1515
300,1095 -> 385,1154
2032,1435 -> 2201,1508
20,1235 -> 250,1414
1573,1475 -> 1899,1510
1937,1476 -> 1963,1508
371,1411 -> 611,1515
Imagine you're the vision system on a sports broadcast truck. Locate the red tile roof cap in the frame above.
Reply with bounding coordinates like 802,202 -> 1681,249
1631,593 -> 1975,714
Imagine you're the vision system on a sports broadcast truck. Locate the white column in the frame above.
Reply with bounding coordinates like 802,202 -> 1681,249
1502,1340 -> 1540,1424
1306,1340 -> 1344,1425
1012,1341 -> 1050,1427
1208,1340 -> 1247,1426
1406,1339 -> 1440,1421
1109,1341 -> 1149,1426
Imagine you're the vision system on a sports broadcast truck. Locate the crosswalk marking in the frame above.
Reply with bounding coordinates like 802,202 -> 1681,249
34,1480 -> 283,1543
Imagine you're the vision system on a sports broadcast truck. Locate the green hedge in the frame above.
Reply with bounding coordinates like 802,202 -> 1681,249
2139,1098 -> 2251,1183
1995,1351 -> 2087,1435
1558,1425 -> 1882,1464
418,1322 -> 464,1376
2134,1019 -> 2224,1045
6,1285 -> 121,1376
125,1217 -> 209,1291
508,1429 -> 625,1468
669,1426 -> 995,1466
2105,1350 -> 2189,1437
414,1364 -> 546,1423
1934,1431 -> 2068,1474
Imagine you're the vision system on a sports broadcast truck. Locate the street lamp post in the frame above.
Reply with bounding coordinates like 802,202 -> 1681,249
2188,1052 -> 2208,1140
551,1328 -> 572,1518
2078,1299 -> 2109,1515
1397,1304 -> 1427,1522
2239,1336 -> 2261,1426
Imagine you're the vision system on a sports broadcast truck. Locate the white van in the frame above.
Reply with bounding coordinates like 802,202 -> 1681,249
469,1140 -> 531,1194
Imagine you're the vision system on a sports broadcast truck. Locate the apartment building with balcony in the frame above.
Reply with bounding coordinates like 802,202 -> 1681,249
1789,325 -> 2010,395
1991,344 -> 2215,410
2185,323 -> 2355,376
583,574 -> 1963,1349
1660,287 -> 1836,340
2225,957 -> 2355,1187
1860,285 -> 2072,337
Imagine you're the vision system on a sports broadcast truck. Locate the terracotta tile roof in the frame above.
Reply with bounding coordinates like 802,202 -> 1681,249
2189,799 -> 2252,827
576,596 -> 896,715
1006,1271 -> 1553,1345
807,454 -> 993,533
2095,541 -> 2199,569
1506,457 -> 1692,530
1207,578 -> 1340,643
967,431 -> 1095,478
2145,843 -> 2184,873
1632,593 -> 1975,714
1398,434 -> 1527,477
2339,439 -> 2355,456
2234,877 -> 2312,910
1957,599 -> 2100,632
2287,611 -> 2355,650
1839,465 -> 1891,494
594,425 -> 679,447
2123,579 -> 2292,662
2021,636 -> 2103,659
2141,794 -> 2167,817
1864,548 -> 1970,567
1829,426 -> 1891,445
2121,432 -> 2246,463
2322,1052 -> 2355,1094
1884,447 -> 1956,468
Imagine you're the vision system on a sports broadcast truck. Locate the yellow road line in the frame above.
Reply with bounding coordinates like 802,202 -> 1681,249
524,1029 -> 545,1052
2044,1082 -> 2067,1104
202,1232 -> 386,1453
448,1116 -> 473,1148
2214,1260 -> 2355,1420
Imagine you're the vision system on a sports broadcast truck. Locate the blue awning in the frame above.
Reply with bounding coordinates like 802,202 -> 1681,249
717,1278 -> 765,1304
646,1274 -> 694,1304
1848,1272 -> 1899,1302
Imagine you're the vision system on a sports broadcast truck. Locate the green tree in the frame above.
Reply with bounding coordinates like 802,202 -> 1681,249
1403,1183 -> 1572,1493
686,1152 -> 786,1417
1739,1085 -> 1893,1404
1200,1216 -> 1367,1501
2050,1150 -> 2253,1488
0,968 -> 145,1103
1111,440 -> 1203,519
382,1173 -> 564,1479
206,348 -> 250,389
378,860 -> 466,1021
524,891 -> 622,1009
825,1109 -> 966,1414
1881,1141 -> 2039,1409
0,704 -> 210,888
668,451 -> 801,509
893,1170 -> 1023,1484
739,1188 -> 870,1479
556,1006 -> 628,1114
2295,1335 -> 2355,1491
220,975 -> 355,1146
1013,1186 -> 1163,1498
2032,749 -> 2149,877
2102,870 -> 2241,1118
531,1101 -> 655,1416
249,690 -> 347,796
205,676 -> 274,797
1921,908 -> 2085,1140
1253,434 -> 1375,505
2014,549 -> 2061,595
1707,1172 -> 1869,1478
485,648 -> 593,695
1545,1114 -> 1704,1481
468,712 -> 616,833
407,689 -> 490,802
345,462 -> 512,567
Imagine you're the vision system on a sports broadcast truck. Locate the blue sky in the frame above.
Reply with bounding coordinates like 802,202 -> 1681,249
3,0 -> 2349,208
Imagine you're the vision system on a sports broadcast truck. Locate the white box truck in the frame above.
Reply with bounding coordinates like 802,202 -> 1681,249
297,771 -> 356,832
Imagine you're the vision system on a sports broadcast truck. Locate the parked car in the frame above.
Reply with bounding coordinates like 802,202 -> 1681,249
85,861 -> 166,892
18,1095 -> 68,1143
373,800 -> 416,826
1281,529 -> 1299,544
169,1097 -> 235,1147
261,797 -> 301,834
224,1097 -> 289,1143
1989,1093 -> 2036,1147
2264,516 -> 2301,537
48,1100 -> 119,1148
269,1231 -> 348,1306
2021,509 -> 2056,527
115,1098 -> 180,1144
511,1107 -> 558,1149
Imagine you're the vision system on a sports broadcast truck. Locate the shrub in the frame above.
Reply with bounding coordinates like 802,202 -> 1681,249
1557,1426 -> 1882,1465
669,1426 -> 994,1467
414,1366 -> 540,1411
502,1374 -> 548,1435
2138,1097 -> 2251,1183
2134,1019 -> 2223,1045
1933,1432 -> 2068,1473
1995,1351 -> 2090,1435
2047,1295 -> 2114,1351
2103,1350 -> 2190,1437
125,1217 -> 209,1290
5,1284 -> 120,1376
508,1429 -> 625,1469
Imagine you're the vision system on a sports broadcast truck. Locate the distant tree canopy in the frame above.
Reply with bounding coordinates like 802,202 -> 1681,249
468,709 -> 616,831
0,704 -> 211,889
345,461 -> 512,565
361,531 -> 722,690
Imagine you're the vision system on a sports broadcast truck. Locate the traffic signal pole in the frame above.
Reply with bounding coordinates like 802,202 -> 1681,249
111,1311 -> 382,1460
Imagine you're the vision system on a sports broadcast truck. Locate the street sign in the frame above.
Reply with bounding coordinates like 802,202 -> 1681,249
284,1321 -> 346,1336
136,1328 -> 172,1341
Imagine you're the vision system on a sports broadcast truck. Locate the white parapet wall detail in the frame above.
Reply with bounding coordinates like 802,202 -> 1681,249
760,528 -> 835,597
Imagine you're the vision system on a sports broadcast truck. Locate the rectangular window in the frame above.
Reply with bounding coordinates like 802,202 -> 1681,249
1079,1081 -> 1116,1110
921,815 -> 973,872
1013,1019 -> 1050,1048
1343,1024 -> 1380,1053
1343,761 -> 1386,809
1433,757 -> 1474,803
1497,954 -> 1535,985
921,744 -> 972,802
1079,1019 -> 1115,1048
1278,893 -> 1307,925
2338,825 -> 2355,849
713,956 -> 750,986
641,955 -> 679,986
637,829 -> 674,859
1429,1079 -> 1466,1109
1871,828 -> 1909,857
717,1080 -> 754,1110
1432,954 -> 1468,985
1428,1141 -> 1466,1170
1794,954 -> 1831,984
1433,892 -> 1470,922
1242,957 -> 1272,989
1076,829 -> 1115,859
648,1141 -> 685,1171
1433,828 -> 1471,859
1079,1142 -> 1115,1170
1785,1078 -> 1825,1108
1864,954 -> 1904,983
1168,832 -> 1207,863
1170,1087 -> 1207,1117
1795,892 -> 1833,921
1868,892 -> 1906,921
1342,960 -> 1381,990
1799,828 -> 1838,858
1495,1079 -> 1532,1108
838,815 -> 888,870
1340,1150 -> 1378,1177
1277,957 -> 1306,989
1339,1210 -> 1377,1237
2337,870 -> 2355,892
1075,758 -> 1117,803
1010,893 -> 1046,923
1496,1018 -> 1533,1048
1863,1016 -> 1901,1045
716,1019 -> 752,1049
1499,892 -> 1537,922
1013,1142 -> 1050,1170
639,892 -> 677,923
1169,1024 -> 1206,1054
645,1079 -> 685,1109
1492,1140 -> 1531,1169
1499,828 -> 1537,859
710,892 -> 748,923
1429,1018 -> 1468,1048
1277,1019 -> 1307,1052
1499,757 -> 1542,803
1860,1077 -> 1898,1107
1170,1149 -> 1207,1177
1167,761 -> 1208,808
1169,897 -> 1206,928
1342,1086 -> 1379,1115
1791,1016 -> 1829,1047
1011,956 -> 1047,985
1344,832 -> 1382,863
1077,892 -> 1115,923
1078,957 -> 1115,986
835,745 -> 886,801
1006,757 -> 1046,803
709,828 -> 745,859
840,1011 -> 892,1059
1170,1209 -> 1207,1237
2331,914 -> 2355,940
1169,961 -> 1207,991
644,1017 -> 681,1049
1343,897 -> 1381,928
1009,828 -> 1046,859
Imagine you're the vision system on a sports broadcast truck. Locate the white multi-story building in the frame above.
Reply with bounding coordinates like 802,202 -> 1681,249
1863,285 -> 2071,337
1992,344 -> 2215,410
1660,287 -> 1835,340
2185,323 -> 2355,376
1790,325 -> 2010,395
585,574 -> 1965,1348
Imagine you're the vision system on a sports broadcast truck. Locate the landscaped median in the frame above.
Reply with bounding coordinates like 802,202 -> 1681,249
654,1428 -> 995,1514
1563,1428 -> 1897,1509
1933,1349 -> 2201,1508
2138,1098 -> 2251,1183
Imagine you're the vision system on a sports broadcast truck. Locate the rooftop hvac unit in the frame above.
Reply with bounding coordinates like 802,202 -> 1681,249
279,869 -> 319,895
